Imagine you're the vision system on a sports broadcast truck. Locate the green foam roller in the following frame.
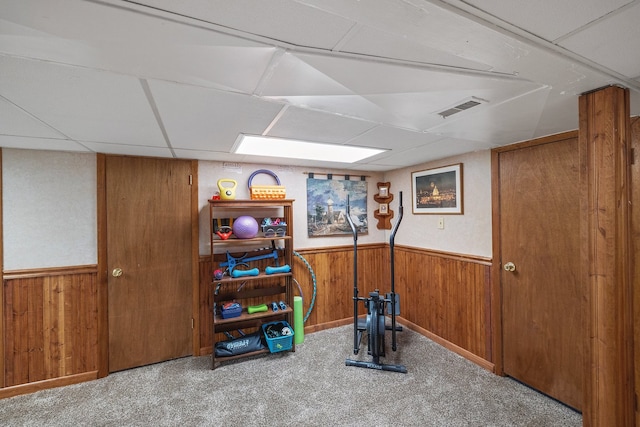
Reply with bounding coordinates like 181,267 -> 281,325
247,303 -> 268,314
293,296 -> 304,344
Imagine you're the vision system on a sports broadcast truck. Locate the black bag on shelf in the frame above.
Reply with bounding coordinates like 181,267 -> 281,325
214,332 -> 265,357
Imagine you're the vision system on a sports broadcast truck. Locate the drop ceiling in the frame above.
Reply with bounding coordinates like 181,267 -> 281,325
1,0 -> 639,171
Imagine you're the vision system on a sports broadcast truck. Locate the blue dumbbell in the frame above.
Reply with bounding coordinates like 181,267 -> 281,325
265,265 -> 291,275
231,268 -> 259,278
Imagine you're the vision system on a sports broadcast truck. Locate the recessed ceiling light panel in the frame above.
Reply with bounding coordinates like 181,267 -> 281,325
233,135 -> 387,163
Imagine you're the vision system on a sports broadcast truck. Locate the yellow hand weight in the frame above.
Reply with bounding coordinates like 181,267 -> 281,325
217,178 -> 237,200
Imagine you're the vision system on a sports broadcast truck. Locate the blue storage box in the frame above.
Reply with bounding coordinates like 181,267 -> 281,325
220,302 -> 242,319
261,321 -> 294,353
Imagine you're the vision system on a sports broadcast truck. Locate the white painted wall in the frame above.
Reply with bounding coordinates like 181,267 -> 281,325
2,149 -> 97,270
197,150 -> 492,258
0,148 -> 491,271
197,161 -> 387,254
383,150 -> 493,258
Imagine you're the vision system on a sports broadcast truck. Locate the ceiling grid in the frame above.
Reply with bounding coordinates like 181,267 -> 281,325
0,0 -> 637,170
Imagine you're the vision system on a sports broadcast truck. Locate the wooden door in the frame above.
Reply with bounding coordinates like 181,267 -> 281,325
631,117 -> 640,426
106,156 -> 193,372
498,134 -> 583,410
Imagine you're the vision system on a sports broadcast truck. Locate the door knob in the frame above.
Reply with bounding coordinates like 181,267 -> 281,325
112,267 -> 123,278
503,262 -> 516,272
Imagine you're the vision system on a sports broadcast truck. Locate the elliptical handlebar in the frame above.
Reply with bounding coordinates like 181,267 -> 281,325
346,196 -> 360,355
389,191 -> 403,250
389,191 -> 402,351
345,195 -> 357,241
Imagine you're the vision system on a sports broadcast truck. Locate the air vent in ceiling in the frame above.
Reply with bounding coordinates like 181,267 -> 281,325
436,97 -> 488,118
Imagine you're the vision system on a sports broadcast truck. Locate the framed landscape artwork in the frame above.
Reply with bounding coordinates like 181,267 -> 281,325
306,178 -> 368,236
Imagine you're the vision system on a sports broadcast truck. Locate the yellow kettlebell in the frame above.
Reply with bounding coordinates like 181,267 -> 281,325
217,178 -> 237,200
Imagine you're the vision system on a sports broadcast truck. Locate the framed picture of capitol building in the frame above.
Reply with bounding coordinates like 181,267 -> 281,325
411,163 -> 463,214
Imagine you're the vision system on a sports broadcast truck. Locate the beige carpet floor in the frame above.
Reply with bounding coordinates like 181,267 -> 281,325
0,324 -> 581,426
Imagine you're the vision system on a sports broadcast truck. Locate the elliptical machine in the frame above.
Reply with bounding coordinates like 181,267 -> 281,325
345,192 -> 407,373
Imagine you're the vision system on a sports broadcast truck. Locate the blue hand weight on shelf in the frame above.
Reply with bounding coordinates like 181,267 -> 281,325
265,265 -> 291,275
231,268 -> 260,278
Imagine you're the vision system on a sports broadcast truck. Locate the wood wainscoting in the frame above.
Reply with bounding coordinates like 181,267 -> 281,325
394,246 -> 493,370
197,244 -> 387,354
198,245 -> 493,371
1,266 -> 99,398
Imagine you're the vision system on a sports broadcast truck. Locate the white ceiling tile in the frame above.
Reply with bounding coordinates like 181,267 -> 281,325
0,0 -> 278,94
301,0 -> 522,74
364,91 -> 473,131
288,52 -> 538,97
173,148 -> 242,162
0,135 -> 90,152
217,152 -> 312,169
0,56 -> 165,145
559,3 -> 640,79
501,46 -> 615,95
365,137 -> 489,168
0,0 -> 638,170
81,141 -> 174,158
0,0 -> 262,47
111,45 -> 279,93
299,0 -> 432,30
267,93 -> 413,129
428,86 -> 554,145
340,24 -> 492,71
0,97 -> 65,138
363,81 -> 540,131
462,0 -> 633,41
258,52 -> 354,97
0,18 -> 278,94
136,0 -> 356,50
362,0 -> 534,75
531,91 -> 579,139
264,50 -> 543,132
348,126 -> 442,151
265,107 -> 376,143
148,79 -> 283,151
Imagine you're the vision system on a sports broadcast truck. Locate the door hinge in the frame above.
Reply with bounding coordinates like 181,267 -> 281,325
189,175 -> 193,185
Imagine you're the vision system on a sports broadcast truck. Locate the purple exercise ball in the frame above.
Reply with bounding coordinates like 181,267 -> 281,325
233,215 -> 259,239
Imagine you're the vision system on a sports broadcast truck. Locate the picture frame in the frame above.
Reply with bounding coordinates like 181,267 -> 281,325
378,186 -> 389,198
411,163 -> 463,214
306,178 -> 368,237
378,203 -> 389,215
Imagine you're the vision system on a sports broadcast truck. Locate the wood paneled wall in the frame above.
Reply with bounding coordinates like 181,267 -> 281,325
631,116 -> 640,426
394,247 -> 492,365
197,245 -> 384,354
198,244 -> 492,369
293,244 -> 389,327
2,267 -> 99,393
